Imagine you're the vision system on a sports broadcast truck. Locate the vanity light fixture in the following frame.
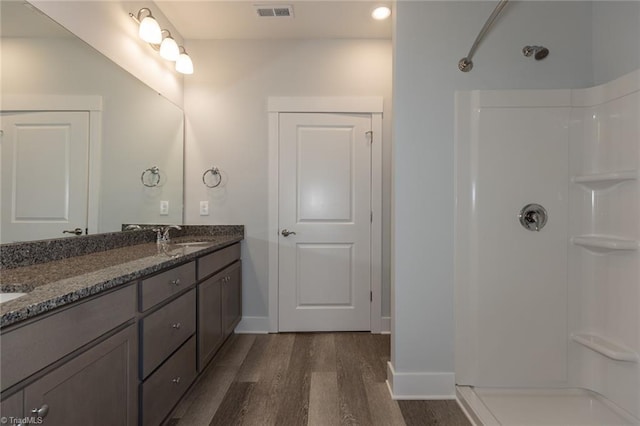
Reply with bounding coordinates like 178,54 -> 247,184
134,8 -> 162,44
159,30 -> 180,61
130,8 -> 194,74
176,47 -> 194,74
371,6 -> 391,20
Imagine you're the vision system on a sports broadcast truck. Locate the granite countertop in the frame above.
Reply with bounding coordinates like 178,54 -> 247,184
0,233 -> 242,329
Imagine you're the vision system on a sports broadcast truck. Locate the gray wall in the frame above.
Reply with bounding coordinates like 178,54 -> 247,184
183,39 -> 393,324
592,1 -> 640,84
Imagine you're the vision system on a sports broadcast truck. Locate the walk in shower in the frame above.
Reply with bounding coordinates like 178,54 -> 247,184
454,70 -> 640,425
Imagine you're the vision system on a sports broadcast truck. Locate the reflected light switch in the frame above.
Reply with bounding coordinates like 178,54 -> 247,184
200,201 -> 209,216
160,200 -> 169,216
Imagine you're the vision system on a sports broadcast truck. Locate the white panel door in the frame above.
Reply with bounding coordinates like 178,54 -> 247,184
1,111 -> 90,242
279,113 -> 371,331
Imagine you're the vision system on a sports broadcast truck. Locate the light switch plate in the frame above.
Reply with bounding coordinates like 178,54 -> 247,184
160,200 -> 169,216
200,201 -> 209,216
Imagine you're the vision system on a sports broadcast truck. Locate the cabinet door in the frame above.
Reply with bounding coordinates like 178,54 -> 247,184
23,324 -> 137,426
197,274 -> 223,372
222,261 -> 242,339
0,391 -> 23,423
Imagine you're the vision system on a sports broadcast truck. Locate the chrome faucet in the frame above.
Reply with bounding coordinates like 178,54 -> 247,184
161,225 -> 182,243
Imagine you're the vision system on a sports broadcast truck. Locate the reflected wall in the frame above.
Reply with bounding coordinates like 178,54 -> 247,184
1,2 -> 184,242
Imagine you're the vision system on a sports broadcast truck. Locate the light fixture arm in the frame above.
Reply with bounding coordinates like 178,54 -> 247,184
130,7 -> 152,24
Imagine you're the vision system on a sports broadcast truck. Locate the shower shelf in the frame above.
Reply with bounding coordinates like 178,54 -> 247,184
571,170 -> 637,189
571,235 -> 639,253
571,333 -> 639,362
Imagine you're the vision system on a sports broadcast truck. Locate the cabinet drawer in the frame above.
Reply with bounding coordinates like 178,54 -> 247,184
141,290 -> 196,379
1,283 -> 136,391
141,336 -> 196,426
197,243 -> 240,280
139,261 -> 196,311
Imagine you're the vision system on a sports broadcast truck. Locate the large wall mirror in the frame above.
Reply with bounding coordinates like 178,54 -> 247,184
0,1 -> 184,243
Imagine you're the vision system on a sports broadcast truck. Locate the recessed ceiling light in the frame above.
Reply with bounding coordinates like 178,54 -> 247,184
371,6 -> 391,20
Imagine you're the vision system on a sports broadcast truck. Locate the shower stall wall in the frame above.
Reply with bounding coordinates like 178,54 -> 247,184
454,69 -> 640,425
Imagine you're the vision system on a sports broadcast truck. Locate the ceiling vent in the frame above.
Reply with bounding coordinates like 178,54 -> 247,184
254,4 -> 294,18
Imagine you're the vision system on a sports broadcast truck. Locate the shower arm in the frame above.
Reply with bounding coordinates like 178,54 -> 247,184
458,0 -> 510,72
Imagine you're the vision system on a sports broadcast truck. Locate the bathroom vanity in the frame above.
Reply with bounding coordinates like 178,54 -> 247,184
0,226 -> 243,426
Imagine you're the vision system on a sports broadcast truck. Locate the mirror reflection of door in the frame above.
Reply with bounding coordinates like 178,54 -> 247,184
1,111 -> 89,243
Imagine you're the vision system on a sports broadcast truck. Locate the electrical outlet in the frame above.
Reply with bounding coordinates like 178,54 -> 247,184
160,200 -> 169,216
200,201 -> 209,216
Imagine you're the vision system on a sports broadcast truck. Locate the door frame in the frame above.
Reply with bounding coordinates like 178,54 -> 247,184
2,95 -> 103,235
267,97 -> 384,333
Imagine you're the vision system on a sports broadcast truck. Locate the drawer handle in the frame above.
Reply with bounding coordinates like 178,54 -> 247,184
172,377 -> 181,384
171,322 -> 182,329
170,278 -> 181,286
31,404 -> 49,418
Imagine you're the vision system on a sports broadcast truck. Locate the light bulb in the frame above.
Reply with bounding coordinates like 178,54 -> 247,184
160,35 -> 180,61
176,51 -> 194,75
371,6 -> 391,20
139,16 -> 162,44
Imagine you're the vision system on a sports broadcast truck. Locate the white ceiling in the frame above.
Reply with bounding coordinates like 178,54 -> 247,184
155,1 -> 392,40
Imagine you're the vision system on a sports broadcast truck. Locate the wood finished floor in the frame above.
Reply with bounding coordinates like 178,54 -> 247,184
168,333 -> 471,426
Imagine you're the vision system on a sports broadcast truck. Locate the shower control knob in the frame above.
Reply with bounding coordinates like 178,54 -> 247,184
519,204 -> 548,232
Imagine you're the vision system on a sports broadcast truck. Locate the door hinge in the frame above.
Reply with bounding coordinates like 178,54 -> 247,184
370,291 -> 373,302
370,211 -> 373,223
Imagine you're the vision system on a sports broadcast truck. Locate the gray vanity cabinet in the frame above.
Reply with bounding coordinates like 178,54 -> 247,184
222,261 -> 242,339
1,240 -> 243,426
0,284 -> 138,426
137,261 -> 197,426
23,324 -> 138,425
197,272 -> 224,371
196,243 -> 241,371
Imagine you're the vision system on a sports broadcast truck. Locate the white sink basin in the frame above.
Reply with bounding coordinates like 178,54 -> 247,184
0,292 -> 27,303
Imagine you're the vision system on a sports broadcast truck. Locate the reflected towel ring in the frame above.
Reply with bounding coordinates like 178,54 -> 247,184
141,166 -> 161,187
202,167 -> 222,188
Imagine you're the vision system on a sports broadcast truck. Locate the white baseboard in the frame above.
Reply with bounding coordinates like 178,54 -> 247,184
381,316 -> 391,334
234,316 -> 270,334
386,361 -> 456,399
235,316 -> 389,334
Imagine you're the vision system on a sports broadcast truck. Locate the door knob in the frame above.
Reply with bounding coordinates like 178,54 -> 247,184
62,228 -> 83,235
281,229 -> 297,237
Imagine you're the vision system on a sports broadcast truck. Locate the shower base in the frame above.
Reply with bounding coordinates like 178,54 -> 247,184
457,386 -> 640,426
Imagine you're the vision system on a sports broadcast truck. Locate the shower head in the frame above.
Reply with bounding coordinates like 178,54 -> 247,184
523,45 -> 549,61
534,47 -> 549,60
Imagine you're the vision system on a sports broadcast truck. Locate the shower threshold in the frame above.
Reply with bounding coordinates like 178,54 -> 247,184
456,386 -> 640,426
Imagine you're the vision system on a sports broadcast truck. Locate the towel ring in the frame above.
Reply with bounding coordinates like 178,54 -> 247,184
141,166 -> 161,187
202,167 -> 222,188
